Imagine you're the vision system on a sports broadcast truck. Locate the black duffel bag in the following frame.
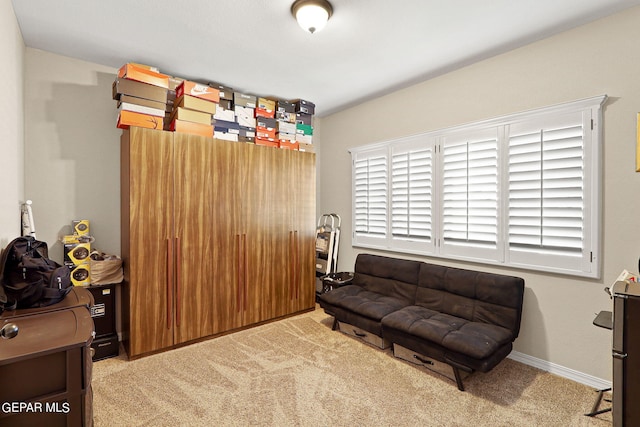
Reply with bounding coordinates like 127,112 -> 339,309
0,236 -> 72,313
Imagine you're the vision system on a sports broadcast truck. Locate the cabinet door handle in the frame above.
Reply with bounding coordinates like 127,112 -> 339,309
236,234 -> 242,312
294,230 -> 299,299
289,231 -> 294,300
243,234 -> 248,311
166,238 -> 173,330
175,237 -> 181,327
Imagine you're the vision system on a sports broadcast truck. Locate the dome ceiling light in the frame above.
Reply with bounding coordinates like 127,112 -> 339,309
291,0 -> 333,34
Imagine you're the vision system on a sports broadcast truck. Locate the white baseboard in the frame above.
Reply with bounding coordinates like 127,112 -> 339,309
508,351 -> 612,390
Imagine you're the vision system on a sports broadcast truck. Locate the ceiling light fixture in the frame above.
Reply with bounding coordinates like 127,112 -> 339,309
291,0 -> 333,34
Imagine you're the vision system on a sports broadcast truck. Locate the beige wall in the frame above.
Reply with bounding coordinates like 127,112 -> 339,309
23,49 -> 120,263
317,6 -> 640,382
18,5 -> 640,383
0,0 -> 24,245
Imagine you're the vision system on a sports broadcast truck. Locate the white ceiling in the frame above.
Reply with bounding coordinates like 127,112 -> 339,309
11,0 -> 640,116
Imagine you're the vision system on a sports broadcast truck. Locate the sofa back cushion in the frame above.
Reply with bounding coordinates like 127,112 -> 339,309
416,263 -> 525,337
353,254 -> 420,305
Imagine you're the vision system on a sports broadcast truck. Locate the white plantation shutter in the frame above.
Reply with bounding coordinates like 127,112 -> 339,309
441,130 -> 499,260
391,141 -> 434,253
353,148 -> 388,245
350,96 -> 604,278
507,111 -> 590,272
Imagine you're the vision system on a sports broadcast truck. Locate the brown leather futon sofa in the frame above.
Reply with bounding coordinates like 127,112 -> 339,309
318,254 -> 525,391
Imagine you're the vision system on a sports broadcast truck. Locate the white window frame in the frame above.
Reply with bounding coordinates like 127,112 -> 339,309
350,95 -> 606,278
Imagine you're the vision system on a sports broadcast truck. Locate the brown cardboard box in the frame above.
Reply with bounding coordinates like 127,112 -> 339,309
238,136 -> 255,144
296,113 -> 312,125
292,99 -> 316,115
169,107 -> 212,125
113,78 -> 168,103
118,95 -> 166,111
256,98 -> 276,118
277,100 -> 295,113
208,81 -> 234,100
234,92 -> 257,108
175,95 -> 217,114
257,116 -> 277,130
218,99 -> 233,110
298,143 -> 316,153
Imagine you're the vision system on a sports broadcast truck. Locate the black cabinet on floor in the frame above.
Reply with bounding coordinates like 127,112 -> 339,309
86,283 -> 119,361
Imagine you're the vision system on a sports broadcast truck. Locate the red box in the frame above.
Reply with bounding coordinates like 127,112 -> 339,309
170,119 -> 214,138
176,81 -> 220,103
117,110 -> 163,130
256,127 -> 276,139
118,63 -> 169,89
255,138 -> 279,148
279,141 -> 300,151
255,107 -> 275,119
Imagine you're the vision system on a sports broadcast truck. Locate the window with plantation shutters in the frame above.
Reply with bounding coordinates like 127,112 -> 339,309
391,140 -> 434,253
350,95 -> 605,278
507,111 -> 591,273
353,148 -> 388,245
440,129 -> 499,260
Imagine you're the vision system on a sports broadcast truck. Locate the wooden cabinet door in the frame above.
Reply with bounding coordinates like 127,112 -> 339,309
173,133 -> 216,344
122,127 -> 175,357
242,144 -> 279,326
266,148 -> 295,319
210,140 -> 244,333
290,150 -> 317,313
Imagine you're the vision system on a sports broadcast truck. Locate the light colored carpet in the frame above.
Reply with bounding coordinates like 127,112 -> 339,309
92,308 -> 612,426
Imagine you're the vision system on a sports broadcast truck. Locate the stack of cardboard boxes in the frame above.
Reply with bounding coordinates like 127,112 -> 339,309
169,80 -> 220,137
293,99 -> 315,152
113,63 -> 169,130
113,62 -> 316,151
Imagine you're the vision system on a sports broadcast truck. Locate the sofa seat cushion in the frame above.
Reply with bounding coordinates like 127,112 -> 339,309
319,284 -> 410,321
382,305 -> 513,360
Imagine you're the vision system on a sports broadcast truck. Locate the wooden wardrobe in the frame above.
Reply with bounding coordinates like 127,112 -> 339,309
120,127 -> 316,358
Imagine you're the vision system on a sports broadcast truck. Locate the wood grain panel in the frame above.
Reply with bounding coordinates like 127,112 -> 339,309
173,133 -> 216,344
210,140 -> 243,333
291,150 -> 317,312
122,127 -> 175,357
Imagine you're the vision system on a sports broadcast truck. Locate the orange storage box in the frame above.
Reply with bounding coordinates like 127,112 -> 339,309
170,119 -> 214,138
118,63 -> 169,89
255,138 -> 279,148
117,110 -> 163,130
279,141 -> 300,150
